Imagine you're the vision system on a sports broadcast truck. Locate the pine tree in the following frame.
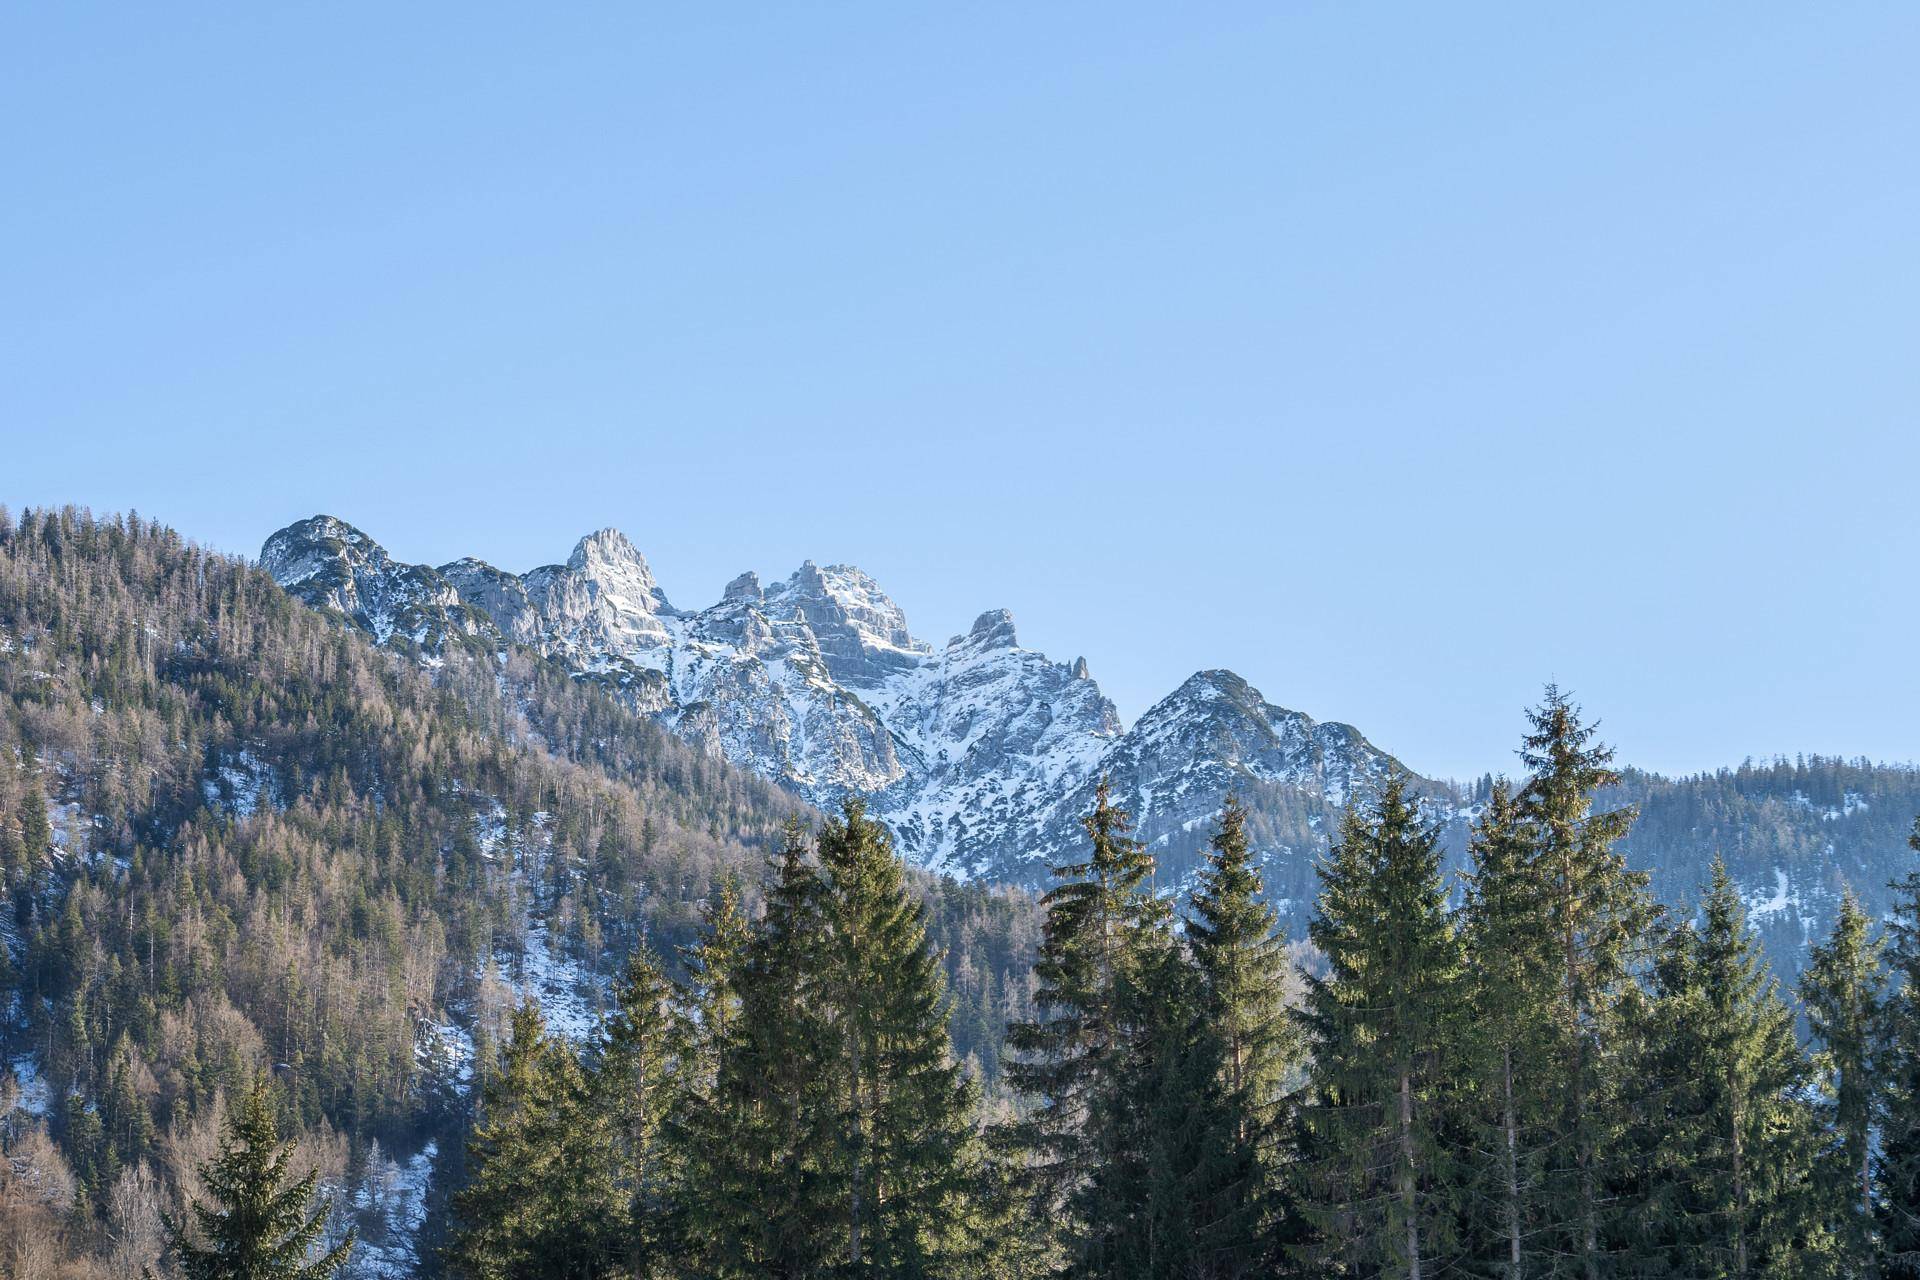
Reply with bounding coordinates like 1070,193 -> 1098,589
1186,794 -> 1298,1270
1516,687 -> 1652,1277
1457,780 -> 1558,1278
446,1001 -> 624,1280
680,872 -> 750,1093
1003,778 -> 1165,1267
680,819 -> 842,1279
1626,859 -> 1824,1277
1189,795 -> 1298,1148
158,1076 -> 354,1280
1296,773 -> 1465,1279
593,946 -> 688,1277
813,798 -> 984,1276
1878,815 -> 1920,1277
1800,889 -> 1882,1270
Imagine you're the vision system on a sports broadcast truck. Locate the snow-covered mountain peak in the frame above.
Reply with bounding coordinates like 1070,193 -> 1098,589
722,571 -> 764,603
765,560 -> 929,686
954,609 -> 1019,651
259,515 -> 477,650
562,528 -> 676,616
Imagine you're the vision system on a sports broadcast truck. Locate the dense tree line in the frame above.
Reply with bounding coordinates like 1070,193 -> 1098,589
433,690 -> 1920,1278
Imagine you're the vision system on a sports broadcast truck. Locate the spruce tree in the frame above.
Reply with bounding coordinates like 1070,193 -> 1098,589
447,1001 -> 624,1280
680,819 -> 841,1279
1296,773 -> 1464,1280
1877,815 -> 1920,1277
1458,780 -> 1558,1279
814,797 -> 983,1276
1516,687 -> 1652,1277
158,1076 -> 354,1280
1003,778 -> 1165,1267
1800,889 -> 1882,1269
680,872 -> 750,1093
1188,795 -> 1298,1149
593,947 -> 688,1276
1186,794 -> 1298,1272
1626,860 -> 1824,1277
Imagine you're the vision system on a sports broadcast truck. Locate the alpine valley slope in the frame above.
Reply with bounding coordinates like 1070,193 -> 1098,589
262,515 -> 1920,960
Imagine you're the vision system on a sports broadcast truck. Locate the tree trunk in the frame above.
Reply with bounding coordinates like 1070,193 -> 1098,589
1503,1044 -> 1523,1279
1400,1064 -> 1422,1280
1730,1084 -> 1748,1280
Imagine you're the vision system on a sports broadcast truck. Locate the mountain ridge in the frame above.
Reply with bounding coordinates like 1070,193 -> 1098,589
262,513 -> 1414,886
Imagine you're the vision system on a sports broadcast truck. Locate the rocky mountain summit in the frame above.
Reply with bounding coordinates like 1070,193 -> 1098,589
260,515 -> 1415,889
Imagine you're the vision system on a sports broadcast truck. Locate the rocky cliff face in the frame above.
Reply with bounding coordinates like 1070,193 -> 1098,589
260,515 -> 1410,891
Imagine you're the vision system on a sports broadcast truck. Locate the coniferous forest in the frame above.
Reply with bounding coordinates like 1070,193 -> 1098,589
5,508 -> 1920,1278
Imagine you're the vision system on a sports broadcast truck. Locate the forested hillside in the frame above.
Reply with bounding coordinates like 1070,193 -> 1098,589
0,508 -> 1037,1277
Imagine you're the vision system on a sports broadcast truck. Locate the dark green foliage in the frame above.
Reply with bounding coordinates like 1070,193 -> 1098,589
1455,780 -> 1559,1278
815,799 -> 984,1275
1189,795 -> 1298,1148
593,947 -> 689,1276
1517,686 -> 1654,1275
1622,860 -> 1825,1277
1800,890 -> 1882,1269
1878,817 -> 1920,1277
1295,772 -> 1465,1278
446,1002 -> 625,1279
1187,794 -> 1297,1270
679,821 -> 843,1278
1003,778 -> 1164,1263
159,1076 -> 354,1280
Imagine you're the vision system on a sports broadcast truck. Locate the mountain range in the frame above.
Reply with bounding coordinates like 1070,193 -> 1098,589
260,515 -> 1920,961
261,516 -> 1422,896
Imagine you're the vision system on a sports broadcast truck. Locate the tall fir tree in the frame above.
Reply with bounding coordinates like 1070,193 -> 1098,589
1003,777 -> 1164,1266
1296,773 -> 1465,1280
1186,794 -> 1299,1271
680,819 -> 842,1279
447,1001 -> 624,1280
814,798 -> 984,1277
1800,889 -> 1883,1271
679,872 -> 751,1094
1624,859 -> 1825,1278
158,1076 -> 355,1280
1516,687 -> 1652,1277
593,946 -> 689,1277
1877,815 -> 1920,1277
1188,795 -> 1299,1151
1457,780 -> 1558,1279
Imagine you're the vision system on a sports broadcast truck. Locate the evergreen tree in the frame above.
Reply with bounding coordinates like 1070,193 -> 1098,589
1105,918 -> 1264,1280
1800,889 -> 1882,1270
1003,778 -> 1164,1267
681,820 -> 842,1279
1187,794 -> 1298,1271
1516,687 -> 1653,1277
1296,773 -> 1465,1279
593,946 -> 688,1277
680,872 -> 750,1092
158,1076 -> 354,1280
814,798 -> 984,1276
447,1001 -> 624,1280
1626,860 -> 1824,1277
1457,780 -> 1558,1279
1006,775 -> 1167,1266
1189,795 -> 1298,1149
1878,816 -> 1920,1277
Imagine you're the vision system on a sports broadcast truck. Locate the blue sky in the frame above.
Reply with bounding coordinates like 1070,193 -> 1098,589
4,4 -> 1916,781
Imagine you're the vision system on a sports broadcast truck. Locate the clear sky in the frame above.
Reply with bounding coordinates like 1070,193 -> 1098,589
4,4 -> 1917,781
